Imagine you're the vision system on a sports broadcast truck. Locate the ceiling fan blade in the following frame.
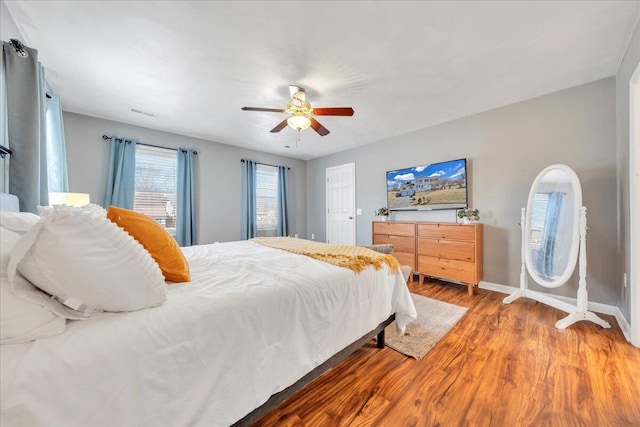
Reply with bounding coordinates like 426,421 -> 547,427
270,119 -> 289,133
310,118 -> 330,136
241,107 -> 285,113
312,107 -> 354,116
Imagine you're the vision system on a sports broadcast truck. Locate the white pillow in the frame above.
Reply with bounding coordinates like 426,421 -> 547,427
0,211 -> 40,232
8,205 -> 167,319
0,212 -> 40,275
0,276 -> 66,344
0,212 -> 66,344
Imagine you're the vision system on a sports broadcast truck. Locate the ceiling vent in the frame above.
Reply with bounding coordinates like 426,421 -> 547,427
131,108 -> 155,117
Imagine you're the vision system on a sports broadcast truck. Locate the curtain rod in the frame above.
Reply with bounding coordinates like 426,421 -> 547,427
102,135 -> 197,155
241,159 -> 290,170
7,39 -> 29,58
0,145 -> 12,158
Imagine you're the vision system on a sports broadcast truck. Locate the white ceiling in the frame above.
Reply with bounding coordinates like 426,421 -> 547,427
5,1 -> 640,160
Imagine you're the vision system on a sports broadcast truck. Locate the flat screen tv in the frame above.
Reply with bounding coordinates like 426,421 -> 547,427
386,158 -> 468,211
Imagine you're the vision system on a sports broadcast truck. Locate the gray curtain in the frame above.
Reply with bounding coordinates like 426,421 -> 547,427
1,47 -> 8,193
277,165 -> 289,237
240,159 -> 257,240
4,41 -> 48,212
176,148 -> 196,247
103,136 -> 137,209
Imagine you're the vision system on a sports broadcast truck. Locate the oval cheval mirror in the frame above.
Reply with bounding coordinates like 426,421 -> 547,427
503,164 -> 610,329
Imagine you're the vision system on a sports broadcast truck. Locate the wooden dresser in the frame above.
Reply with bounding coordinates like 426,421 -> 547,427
416,222 -> 483,295
371,221 -> 416,271
372,221 -> 483,295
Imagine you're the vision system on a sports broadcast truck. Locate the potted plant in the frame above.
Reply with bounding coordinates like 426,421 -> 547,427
376,206 -> 390,221
457,208 -> 480,224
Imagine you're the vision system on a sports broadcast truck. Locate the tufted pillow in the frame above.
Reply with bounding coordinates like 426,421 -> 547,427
0,212 -> 66,344
8,205 -> 167,319
107,206 -> 190,282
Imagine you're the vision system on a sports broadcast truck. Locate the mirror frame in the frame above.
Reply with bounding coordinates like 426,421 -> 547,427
523,164 -> 582,289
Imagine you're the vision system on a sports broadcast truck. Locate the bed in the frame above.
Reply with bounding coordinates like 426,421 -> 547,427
1,231 -> 417,426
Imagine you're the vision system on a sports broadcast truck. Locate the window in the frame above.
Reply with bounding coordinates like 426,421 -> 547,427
256,164 -> 279,231
45,94 -> 68,193
134,145 -> 177,232
530,192 -> 549,249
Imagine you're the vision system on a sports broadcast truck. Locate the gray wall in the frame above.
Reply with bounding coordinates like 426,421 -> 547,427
616,18 -> 640,320
307,78 -> 618,305
63,112 -> 307,244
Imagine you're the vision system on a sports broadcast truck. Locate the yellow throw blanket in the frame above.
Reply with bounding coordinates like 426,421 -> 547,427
252,237 -> 400,274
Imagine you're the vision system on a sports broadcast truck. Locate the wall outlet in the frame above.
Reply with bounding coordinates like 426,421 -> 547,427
623,272 -> 628,288
311,233 -> 315,240
294,234 -> 298,238
356,208 -> 362,215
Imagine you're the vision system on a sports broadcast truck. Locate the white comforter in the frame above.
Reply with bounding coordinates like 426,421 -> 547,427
1,241 -> 416,427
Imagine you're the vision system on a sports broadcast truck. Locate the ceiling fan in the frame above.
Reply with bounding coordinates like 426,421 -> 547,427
241,85 -> 354,136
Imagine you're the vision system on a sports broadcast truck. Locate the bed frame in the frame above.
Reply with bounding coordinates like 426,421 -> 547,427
232,313 -> 396,426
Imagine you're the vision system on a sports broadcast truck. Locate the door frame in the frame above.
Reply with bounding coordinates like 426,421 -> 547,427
630,62 -> 640,347
325,162 -> 356,245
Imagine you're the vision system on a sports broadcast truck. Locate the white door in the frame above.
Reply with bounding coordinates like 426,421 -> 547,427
326,163 -> 356,245
630,62 -> 640,348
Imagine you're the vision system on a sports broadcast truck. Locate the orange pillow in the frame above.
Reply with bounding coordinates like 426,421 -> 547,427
107,206 -> 190,282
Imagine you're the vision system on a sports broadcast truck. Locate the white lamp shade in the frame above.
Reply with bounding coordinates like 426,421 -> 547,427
287,115 -> 311,130
49,192 -> 91,207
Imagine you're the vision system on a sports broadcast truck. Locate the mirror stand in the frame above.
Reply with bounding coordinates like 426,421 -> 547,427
504,207 -> 611,329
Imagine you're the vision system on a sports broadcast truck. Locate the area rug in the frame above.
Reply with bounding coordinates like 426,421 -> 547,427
385,293 -> 468,360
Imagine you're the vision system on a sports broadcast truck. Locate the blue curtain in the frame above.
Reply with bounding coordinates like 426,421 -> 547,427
538,192 -> 565,277
176,148 -> 196,246
45,92 -> 69,192
4,41 -> 49,212
103,136 -> 136,209
240,159 -> 257,240
277,165 -> 289,236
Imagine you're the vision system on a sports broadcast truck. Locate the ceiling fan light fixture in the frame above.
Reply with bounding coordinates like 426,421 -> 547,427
287,115 -> 311,131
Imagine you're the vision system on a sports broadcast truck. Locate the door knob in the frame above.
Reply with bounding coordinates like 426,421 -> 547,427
349,216 -> 353,219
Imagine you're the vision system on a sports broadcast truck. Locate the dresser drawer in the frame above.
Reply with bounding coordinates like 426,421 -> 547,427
372,234 -> 415,254
394,252 -> 415,270
373,222 -> 415,237
417,238 -> 475,262
417,223 -> 475,241
418,255 -> 477,284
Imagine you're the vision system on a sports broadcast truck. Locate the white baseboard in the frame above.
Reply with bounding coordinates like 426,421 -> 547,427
615,308 -> 632,342
478,280 -> 618,316
478,280 -> 515,295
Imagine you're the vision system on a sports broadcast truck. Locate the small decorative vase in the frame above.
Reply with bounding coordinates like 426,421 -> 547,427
463,217 -> 470,224
379,215 -> 388,222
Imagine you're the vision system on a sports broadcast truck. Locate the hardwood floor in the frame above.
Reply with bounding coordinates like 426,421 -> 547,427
252,279 -> 640,427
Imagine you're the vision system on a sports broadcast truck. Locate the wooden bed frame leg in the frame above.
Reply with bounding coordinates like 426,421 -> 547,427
377,328 -> 385,348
